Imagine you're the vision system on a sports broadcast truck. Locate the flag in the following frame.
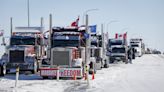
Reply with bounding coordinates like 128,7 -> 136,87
89,25 -> 97,33
123,32 -> 127,39
84,33 -> 89,39
115,32 -> 127,39
115,33 -> 118,39
0,30 -> 4,36
71,16 -> 79,27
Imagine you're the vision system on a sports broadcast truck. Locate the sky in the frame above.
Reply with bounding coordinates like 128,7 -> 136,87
0,0 -> 164,53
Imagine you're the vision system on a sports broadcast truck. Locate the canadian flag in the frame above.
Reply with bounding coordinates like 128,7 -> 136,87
71,16 -> 79,27
115,32 -> 127,39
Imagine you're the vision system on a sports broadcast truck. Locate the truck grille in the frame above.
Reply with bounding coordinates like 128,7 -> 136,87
9,50 -> 24,63
52,50 -> 70,66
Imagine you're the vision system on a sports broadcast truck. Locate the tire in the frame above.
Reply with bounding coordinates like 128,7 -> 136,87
100,61 -> 103,69
109,60 -> 114,63
0,65 -> 2,76
104,63 -> 109,68
104,59 -> 109,68
0,65 -> 6,76
132,54 -> 135,59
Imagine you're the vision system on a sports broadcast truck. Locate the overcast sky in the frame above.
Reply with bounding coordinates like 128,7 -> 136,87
0,0 -> 164,52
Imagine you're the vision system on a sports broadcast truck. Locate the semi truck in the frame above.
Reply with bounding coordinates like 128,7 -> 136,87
130,38 -> 143,57
40,25 -> 99,78
108,33 -> 128,63
90,33 -> 109,69
108,39 -> 128,63
0,27 -> 44,76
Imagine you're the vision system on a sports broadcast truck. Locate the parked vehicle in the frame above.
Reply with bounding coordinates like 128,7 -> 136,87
39,24 -> 98,78
0,25 -> 44,76
108,33 -> 128,63
130,38 -> 143,57
90,33 -> 109,70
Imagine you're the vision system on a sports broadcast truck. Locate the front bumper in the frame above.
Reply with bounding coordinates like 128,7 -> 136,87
110,56 -> 127,61
6,63 -> 34,71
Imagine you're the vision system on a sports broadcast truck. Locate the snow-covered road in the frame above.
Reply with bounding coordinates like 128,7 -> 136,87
0,54 -> 164,92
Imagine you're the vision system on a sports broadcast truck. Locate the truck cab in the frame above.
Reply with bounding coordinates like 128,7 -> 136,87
108,39 -> 128,63
0,27 -> 44,76
130,38 -> 143,57
40,27 -> 88,78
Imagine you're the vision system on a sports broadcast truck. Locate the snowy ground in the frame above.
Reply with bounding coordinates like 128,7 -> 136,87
0,54 -> 164,92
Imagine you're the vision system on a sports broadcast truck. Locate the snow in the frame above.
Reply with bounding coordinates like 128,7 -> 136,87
0,54 -> 164,92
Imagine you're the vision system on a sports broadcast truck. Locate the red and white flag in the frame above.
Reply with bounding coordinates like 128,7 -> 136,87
115,32 -> 127,39
71,16 -> 79,27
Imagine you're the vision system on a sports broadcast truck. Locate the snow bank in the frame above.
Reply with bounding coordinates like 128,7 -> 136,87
0,54 -> 164,92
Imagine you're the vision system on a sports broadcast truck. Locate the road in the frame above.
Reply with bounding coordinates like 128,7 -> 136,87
0,54 -> 164,92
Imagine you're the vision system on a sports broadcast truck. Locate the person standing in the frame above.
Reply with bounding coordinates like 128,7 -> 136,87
128,46 -> 132,64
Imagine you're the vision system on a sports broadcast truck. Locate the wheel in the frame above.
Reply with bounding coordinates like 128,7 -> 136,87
132,54 -> 135,59
0,65 -> 6,76
104,60 -> 109,68
0,65 -> 2,76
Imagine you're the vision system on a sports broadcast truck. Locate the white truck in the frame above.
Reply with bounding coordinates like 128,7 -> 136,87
108,39 -> 128,63
130,38 -> 143,57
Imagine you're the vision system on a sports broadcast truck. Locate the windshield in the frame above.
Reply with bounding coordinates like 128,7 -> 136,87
52,35 -> 79,47
10,36 -> 35,45
131,44 -> 139,47
91,41 -> 97,46
52,40 -> 79,47
109,40 -> 123,46
112,48 -> 125,53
